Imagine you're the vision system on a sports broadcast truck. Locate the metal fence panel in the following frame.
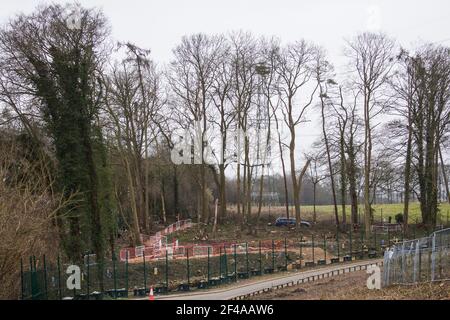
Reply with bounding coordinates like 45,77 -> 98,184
384,228 -> 450,286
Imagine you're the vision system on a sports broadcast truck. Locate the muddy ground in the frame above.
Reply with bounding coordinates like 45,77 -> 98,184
248,270 -> 450,300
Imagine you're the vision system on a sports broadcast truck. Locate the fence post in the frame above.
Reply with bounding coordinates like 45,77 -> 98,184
86,254 -> 90,299
324,235 -> 327,262
271,240 -> 275,271
207,247 -> 211,285
259,241 -> 262,274
165,249 -> 169,290
388,227 -> 390,248
299,236 -> 303,268
29,256 -> 33,300
233,245 -> 237,282
312,234 -> 315,263
383,248 -> 389,286
32,256 -> 37,298
57,255 -> 62,300
43,255 -> 48,300
219,247 -> 222,279
143,253 -> 147,291
360,228 -> 364,260
112,255 -> 117,299
431,233 -> 436,281
20,258 -> 24,300
413,240 -> 419,282
349,227 -> 353,259
401,241 -> 406,283
224,245 -> 228,279
187,249 -> 190,286
284,238 -> 288,270
125,251 -> 129,296
245,243 -> 249,276
336,229 -> 340,260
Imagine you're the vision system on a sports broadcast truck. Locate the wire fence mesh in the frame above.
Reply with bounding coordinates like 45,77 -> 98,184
383,228 -> 450,286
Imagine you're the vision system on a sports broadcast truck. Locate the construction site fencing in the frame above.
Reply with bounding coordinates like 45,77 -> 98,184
383,228 -> 450,286
21,225 -> 407,300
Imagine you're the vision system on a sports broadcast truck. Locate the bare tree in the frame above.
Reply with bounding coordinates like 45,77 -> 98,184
276,40 -> 318,227
345,32 -> 395,236
168,33 -> 227,224
255,38 -> 279,224
0,137 -> 76,299
209,41 -> 234,224
340,89 -> 363,225
103,45 -> 164,243
315,51 -> 340,226
439,145 -> 450,204
389,48 -> 417,230
228,32 -> 258,225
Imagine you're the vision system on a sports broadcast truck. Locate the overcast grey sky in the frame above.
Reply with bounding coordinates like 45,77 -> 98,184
2,0 -> 449,64
0,0 -> 450,63
1,0 -> 449,168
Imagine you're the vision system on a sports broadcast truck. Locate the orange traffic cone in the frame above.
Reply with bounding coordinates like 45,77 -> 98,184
149,286 -> 155,301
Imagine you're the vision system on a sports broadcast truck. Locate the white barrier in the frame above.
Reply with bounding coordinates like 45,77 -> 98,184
119,219 -> 193,261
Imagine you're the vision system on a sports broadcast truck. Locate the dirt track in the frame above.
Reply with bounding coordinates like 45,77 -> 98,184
249,270 -> 450,300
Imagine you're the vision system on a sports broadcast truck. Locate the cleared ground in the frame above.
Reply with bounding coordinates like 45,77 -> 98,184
249,270 -> 450,300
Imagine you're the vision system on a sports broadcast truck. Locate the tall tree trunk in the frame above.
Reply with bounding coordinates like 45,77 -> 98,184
439,145 -> 450,204
347,150 -> 358,225
124,156 -> 142,246
161,186 -> 167,224
144,133 -> 149,233
403,111 -> 413,232
320,93 -> 339,226
256,168 -> 265,224
313,183 -> 317,223
219,163 -> 226,224
241,138 -> 250,224
257,108 -> 271,224
280,147 -> 290,219
237,159 -> 242,222
289,125 -> 301,224
246,140 -> 252,224
295,160 -> 311,227
173,166 -> 179,219
200,167 -> 206,224
275,116 -> 289,219
363,93 -> 372,237
340,137 -> 347,225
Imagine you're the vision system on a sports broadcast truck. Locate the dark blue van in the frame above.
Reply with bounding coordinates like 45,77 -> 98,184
275,217 -> 311,227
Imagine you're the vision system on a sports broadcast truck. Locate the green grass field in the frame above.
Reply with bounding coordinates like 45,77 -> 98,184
229,202 -> 450,225
298,202 -> 450,224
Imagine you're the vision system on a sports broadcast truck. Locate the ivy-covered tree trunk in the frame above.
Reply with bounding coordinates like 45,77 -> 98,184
0,5 -> 115,281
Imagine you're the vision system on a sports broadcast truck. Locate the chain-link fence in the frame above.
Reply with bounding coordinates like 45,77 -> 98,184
383,228 -> 450,286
